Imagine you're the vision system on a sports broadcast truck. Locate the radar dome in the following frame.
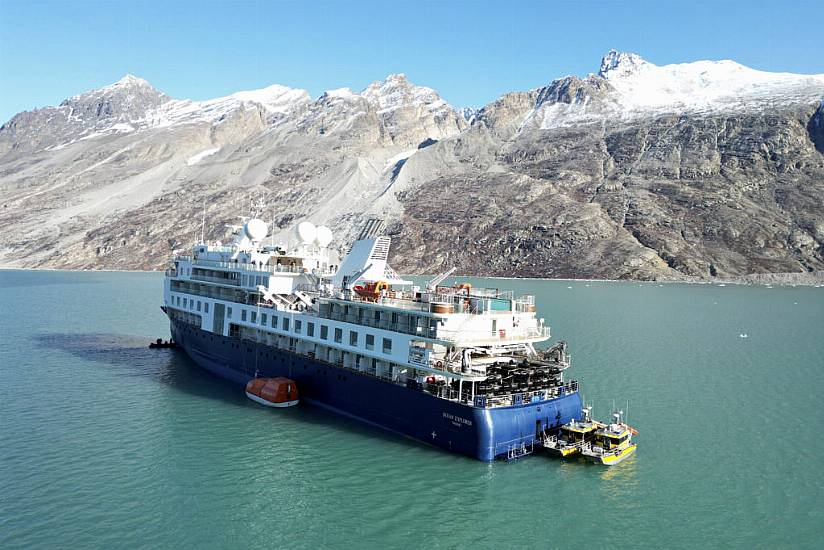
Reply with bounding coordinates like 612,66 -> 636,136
244,218 -> 269,242
315,225 -> 333,247
295,221 -> 317,244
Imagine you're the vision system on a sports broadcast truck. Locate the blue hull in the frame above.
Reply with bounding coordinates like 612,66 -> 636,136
171,319 -> 582,461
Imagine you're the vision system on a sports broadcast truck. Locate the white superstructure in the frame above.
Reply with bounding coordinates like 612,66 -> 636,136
164,217 -> 569,407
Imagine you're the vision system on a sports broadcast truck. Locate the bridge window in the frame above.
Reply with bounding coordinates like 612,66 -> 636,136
282,317 -> 290,331
241,310 -> 247,322
334,328 -> 342,343
320,325 -> 328,340
307,322 -> 315,337
295,320 -> 302,334
382,338 -> 392,354
261,313 -> 267,325
365,334 -> 374,350
349,331 -> 358,346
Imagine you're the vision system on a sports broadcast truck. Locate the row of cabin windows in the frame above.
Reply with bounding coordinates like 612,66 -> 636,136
172,294 -> 394,356
231,304 -> 394,355
324,301 -> 438,338
174,295 -> 209,314
241,274 -> 267,287
176,294 -> 396,356
329,303 -> 404,326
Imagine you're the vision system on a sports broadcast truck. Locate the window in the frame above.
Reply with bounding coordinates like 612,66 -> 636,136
251,311 -> 257,323
373,310 -> 380,322
382,338 -> 392,354
320,325 -> 328,340
334,328 -> 342,343
176,296 -> 180,306
271,316 -> 277,328
241,310 -> 247,321
349,331 -> 358,346
204,302 -> 209,313
282,317 -> 290,331
242,275 -> 247,286
227,307 -> 233,318
365,334 -> 374,350
307,322 -> 315,337
262,313 -> 267,325
391,312 -> 398,324
183,298 -> 188,308
197,301 -> 201,312
295,320 -> 302,334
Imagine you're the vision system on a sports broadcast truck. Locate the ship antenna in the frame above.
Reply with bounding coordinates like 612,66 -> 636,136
200,198 -> 206,244
271,206 -> 275,248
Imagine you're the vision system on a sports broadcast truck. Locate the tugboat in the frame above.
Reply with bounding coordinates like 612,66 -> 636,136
543,406 -> 603,457
580,410 -> 638,465
245,377 -> 299,408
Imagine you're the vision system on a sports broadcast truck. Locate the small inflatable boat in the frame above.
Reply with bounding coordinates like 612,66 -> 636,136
245,377 -> 299,408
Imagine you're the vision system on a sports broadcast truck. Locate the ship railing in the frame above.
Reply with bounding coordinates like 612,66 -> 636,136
343,292 -> 493,316
193,258 -> 305,274
435,286 -> 515,300
190,273 -> 241,286
434,325 -> 550,344
415,379 -> 579,408
321,311 -> 437,339
494,434 -> 538,459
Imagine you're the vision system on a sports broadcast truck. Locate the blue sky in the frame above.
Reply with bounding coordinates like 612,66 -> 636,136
1,0 -> 822,122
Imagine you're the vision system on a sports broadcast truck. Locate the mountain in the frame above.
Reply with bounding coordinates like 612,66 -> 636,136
1,52 -> 823,281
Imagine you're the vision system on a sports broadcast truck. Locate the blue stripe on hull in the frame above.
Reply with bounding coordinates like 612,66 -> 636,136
171,320 -> 582,461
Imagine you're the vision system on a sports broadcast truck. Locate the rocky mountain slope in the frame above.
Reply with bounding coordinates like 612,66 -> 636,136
1,51 -> 823,280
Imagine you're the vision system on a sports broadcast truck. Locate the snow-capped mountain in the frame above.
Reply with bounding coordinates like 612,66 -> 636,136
523,50 -> 824,129
1,52 -> 823,282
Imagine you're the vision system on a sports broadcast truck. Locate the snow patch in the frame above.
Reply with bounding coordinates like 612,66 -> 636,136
109,123 -> 135,133
532,52 -> 824,129
187,147 -> 221,166
383,149 -> 417,172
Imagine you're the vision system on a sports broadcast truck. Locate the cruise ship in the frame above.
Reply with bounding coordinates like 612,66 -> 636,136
162,214 -> 583,461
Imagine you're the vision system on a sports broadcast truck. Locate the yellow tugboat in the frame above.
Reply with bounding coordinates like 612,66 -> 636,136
580,410 -> 638,466
543,406 -> 603,457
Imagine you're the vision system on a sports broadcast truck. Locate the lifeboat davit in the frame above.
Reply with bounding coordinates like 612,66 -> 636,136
245,377 -> 299,408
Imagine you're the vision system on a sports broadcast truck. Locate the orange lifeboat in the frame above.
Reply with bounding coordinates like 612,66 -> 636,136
352,280 -> 390,301
245,377 -> 299,408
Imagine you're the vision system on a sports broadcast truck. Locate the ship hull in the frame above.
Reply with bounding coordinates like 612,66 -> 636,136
171,319 -> 582,461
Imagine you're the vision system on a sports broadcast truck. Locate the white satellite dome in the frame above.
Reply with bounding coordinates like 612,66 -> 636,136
244,218 -> 269,242
315,225 -> 333,247
295,221 -> 317,244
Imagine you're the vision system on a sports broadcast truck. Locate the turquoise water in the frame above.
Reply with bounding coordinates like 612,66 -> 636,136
1,270 -> 823,549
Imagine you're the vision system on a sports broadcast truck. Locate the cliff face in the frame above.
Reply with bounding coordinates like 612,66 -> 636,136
1,52 -> 823,280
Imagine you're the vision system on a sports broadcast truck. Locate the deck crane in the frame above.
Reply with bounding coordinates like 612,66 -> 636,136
426,267 -> 457,292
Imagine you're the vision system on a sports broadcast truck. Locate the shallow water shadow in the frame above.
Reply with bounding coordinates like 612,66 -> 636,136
34,332 -> 455,460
